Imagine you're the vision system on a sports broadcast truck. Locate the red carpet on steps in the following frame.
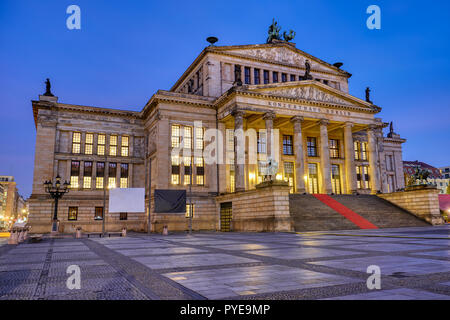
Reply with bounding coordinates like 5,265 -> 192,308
312,194 -> 378,229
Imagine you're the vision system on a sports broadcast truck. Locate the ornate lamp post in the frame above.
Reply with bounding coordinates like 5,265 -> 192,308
44,175 -> 70,233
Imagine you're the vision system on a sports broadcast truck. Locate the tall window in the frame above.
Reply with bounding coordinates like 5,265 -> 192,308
196,157 -> 204,185
290,74 -> 296,81
195,127 -> 204,150
254,69 -> 260,84
83,161 -> 92,189
68,207 -> 78,221
283,135 -> 293,155
184,126 -> 192,149
356,165 -> 370,189
97,134 -> 105,155
329,139 -> 340,158
171,155 -> 180,185
263,70 -> 269,84
109,135 -> 117,156
120,163 -> 128,188
354,141 -> 368,161
284,161 -> 295,193
94,207 -> 103,220
361,142 -> 368,160
331,164 -> 341,194
282,73 -> 287,82
184,156 -> 191,185
244,67 -> 251,84
121,136 -> 129,157
96,162 -> 105,189
257,161 -> 268,184
307,137 -> 318,157
273,72 -> 278,83
85,133 -> 93,155
70,161 -> 80,189
354,141 -> 361,160
120,212 -> 128,220
171,125 -> 180,148
356,166 -> 362,189
186,204 -> 195,218
386,154 -> 393,171
226,129 -> 234,152
308,163 -> 319,194
72,132 -> 81,154
363,165 -> 370,188
108,162 -> 117,189
257,131 -> 266,154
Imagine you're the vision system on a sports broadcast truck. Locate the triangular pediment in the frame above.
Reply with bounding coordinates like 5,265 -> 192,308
245,81 -> 374,110
214,43 -> 346,75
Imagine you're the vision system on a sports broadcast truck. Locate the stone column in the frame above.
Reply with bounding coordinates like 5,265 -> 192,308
367,125 -> 380,194
291,116 -> 306,193
233,109 -> 246,192
319,119 -> 332,194
344,122 -> 357,194
263,112 -> 276,159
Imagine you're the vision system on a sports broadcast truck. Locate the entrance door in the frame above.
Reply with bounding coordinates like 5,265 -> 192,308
220,202 -> 232,232
308,163 -> 319,194
283,161 -> 295,193
331,164 -> 342,194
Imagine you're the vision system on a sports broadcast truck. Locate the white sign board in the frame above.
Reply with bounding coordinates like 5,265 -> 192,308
108,188 -> 145,213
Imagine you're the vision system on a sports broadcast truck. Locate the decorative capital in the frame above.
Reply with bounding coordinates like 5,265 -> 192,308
318,119 -> 329,126
290,116 -> 304,124
262,111 -> 276,121
231,107 -> 245,119
344,121 -> 354,128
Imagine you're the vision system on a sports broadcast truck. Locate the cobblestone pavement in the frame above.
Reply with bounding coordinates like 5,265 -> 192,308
0,225 -> 449,300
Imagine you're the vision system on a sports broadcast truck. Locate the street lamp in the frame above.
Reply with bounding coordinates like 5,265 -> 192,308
44,175 -> 70,233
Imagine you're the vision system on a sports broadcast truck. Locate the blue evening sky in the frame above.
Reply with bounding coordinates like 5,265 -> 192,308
1,0 -> 449,198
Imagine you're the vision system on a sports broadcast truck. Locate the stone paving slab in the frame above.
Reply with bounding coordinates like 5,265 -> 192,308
332,243 -> 436,252
208,243 -> 295,251
133,253 -> 258,270
308,255 -> 450,276
117,247 -> 207,256
164,265 -> 361,299
245,247 -> 364,260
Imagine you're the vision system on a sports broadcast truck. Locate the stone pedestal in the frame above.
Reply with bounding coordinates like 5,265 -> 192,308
216,180 -> 292,232
378,185 -> 444,225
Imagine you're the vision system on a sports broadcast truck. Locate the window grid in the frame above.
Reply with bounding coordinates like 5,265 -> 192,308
94,207 -> 103,220
307,137 -> 318,157
186,204 -> 194,218
121,136 -> 129,157
72,132 -> 81,154
68,207 -> 78,221
329,139 -> 340,158
184,126 -> 193,149
283,135 -> 293,155
109,135 -> 118,156
98,134 -> 106,155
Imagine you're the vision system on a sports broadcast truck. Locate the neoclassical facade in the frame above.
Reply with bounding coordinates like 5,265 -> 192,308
29,39 -> 406,233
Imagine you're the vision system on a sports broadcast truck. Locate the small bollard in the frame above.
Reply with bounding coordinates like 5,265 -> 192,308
76,227 -> 82,239
162,225 -> 168,236
8,230 -> 18,245
18,228 -> 24,243
121,227 -> 127,237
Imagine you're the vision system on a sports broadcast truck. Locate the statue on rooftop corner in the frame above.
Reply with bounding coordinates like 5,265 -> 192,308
43,78 -> 54,97
267,18 -> 282,43
283,30 -> 296,42
389,122 -> 394,135
301,60 -> 313,80
365,87 -> 372,103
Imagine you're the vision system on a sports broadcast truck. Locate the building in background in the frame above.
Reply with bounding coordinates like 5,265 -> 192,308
440,166 -> 450,179
0,176 -> 28,228
403,161 -> 450,194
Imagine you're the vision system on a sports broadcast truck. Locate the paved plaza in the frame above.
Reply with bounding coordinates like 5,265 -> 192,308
0,225 -> 449,300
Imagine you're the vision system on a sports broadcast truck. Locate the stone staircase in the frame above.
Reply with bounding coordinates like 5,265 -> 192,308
289,194 -> 429,232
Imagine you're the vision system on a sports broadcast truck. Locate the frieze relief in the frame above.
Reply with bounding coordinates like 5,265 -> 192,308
262,86 -> 352,106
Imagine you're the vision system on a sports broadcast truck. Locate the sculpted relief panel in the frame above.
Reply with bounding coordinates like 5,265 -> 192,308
262,86 -> 352,106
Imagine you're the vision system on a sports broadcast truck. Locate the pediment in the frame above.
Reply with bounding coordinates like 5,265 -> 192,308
247,82 -> 372,109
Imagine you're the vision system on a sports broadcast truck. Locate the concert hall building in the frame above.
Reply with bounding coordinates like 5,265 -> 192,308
28,36 -> 409,234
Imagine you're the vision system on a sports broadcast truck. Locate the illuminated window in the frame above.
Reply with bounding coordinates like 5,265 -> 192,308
226,129 -> 234,152
72,132 -> 81,154
68,207 -> 78,221
121,136 -> 129,157
229,171 -> 235,193
195,127 -> 204,150
283,135 -> 293,155
94,207 -> 103,220
257,160 -> 267,183
354,141 -> 368,161
171,155 -> 180,185
308,163 -> 319,194
363,165 -> 370,188
331,164 -> 342,194
108,163 -> 117,189
196,157 -> 204,185
257,131 -> 266,154
356,166 -> 362,189
70,161 -> 80,189
120,163 -> 128,188
354,141 -> 360,160
98,134 -> 106,155
171,125 -> 180,148
361,142 -> 368,161
96,162 -> 104,189
186,204 -> 195,218
284,161 -> 295,193
184,156 -> 191,185
329,139 -> 340,158
85,133 -> 93,155
307,137 -> 318,157
83,161 -> 92,189
184,126 -> 192,149
110,135 -> 117,156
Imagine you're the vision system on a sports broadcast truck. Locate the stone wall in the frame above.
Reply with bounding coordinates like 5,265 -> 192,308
378,186 -> 444,225
215,181 -> 292,232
